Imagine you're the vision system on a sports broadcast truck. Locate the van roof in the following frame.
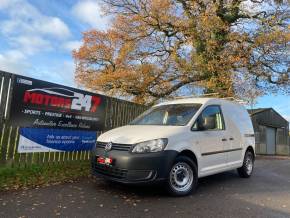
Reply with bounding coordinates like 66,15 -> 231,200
155,98 -> 239,107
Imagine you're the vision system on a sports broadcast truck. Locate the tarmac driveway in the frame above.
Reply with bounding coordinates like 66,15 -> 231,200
0,157 -> 290,218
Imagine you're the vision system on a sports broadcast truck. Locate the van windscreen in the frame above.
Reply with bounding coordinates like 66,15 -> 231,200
130,104 -> 201,126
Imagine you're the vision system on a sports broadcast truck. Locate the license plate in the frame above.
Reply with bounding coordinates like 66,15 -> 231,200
97,156 -> 113,166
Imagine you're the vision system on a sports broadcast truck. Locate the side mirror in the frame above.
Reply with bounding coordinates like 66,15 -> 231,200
202,116 -> 216,130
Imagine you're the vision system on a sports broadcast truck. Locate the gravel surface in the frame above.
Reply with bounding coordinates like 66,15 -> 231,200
0,157 -> 290,218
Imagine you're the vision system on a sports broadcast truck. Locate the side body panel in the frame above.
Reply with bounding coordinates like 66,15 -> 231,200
167,100 -> 255,178
221,103 -> 244,168
220,102 -> 255,169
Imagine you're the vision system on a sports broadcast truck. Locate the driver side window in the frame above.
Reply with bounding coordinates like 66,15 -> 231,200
192,105 -> 225,131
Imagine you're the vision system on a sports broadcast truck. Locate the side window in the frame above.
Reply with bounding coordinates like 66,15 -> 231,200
192,106 -> 225,131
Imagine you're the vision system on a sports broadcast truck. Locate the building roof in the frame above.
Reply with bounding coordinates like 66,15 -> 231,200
247,108 -> 271,115
248,108 -> 289,125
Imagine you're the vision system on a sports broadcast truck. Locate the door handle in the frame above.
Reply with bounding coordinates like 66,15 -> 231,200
221,138 -> 227,141
229,137 -> 234,141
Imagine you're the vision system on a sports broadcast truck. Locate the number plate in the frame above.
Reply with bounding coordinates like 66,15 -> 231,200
97,156 -> 113,166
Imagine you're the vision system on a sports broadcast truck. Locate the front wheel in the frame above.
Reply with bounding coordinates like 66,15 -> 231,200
166,156 -> 198,196
237,151 -> 254,178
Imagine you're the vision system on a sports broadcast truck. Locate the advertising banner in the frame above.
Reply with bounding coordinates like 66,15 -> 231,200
9,75 -> 106,131
18,128 -> 97,153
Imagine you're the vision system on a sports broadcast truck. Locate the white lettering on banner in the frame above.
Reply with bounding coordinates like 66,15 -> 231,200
17,78 -> 32,85
71,93 -> 92,112
78,123 -> 90,129
58,121 -> 78,128
24,109 -> 41,115
33,119 -> 57,127
44,112 -> 62,117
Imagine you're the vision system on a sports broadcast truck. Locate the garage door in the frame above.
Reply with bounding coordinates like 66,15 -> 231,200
266,127 -> 276,155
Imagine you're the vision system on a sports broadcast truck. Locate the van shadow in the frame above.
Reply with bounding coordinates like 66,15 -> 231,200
93,170 -> 244,197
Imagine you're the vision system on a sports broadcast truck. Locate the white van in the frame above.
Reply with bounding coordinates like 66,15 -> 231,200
92,98 -> 255,196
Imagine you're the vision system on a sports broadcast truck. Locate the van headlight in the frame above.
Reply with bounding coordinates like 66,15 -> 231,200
131,138 -> 168,153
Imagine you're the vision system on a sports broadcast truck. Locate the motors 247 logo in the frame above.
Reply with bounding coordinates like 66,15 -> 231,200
23,87 -> 102,113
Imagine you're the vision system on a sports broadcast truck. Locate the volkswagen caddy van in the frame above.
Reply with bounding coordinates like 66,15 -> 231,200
92,98 -> 255,196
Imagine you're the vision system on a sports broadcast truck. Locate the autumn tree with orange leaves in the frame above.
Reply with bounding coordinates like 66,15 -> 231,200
73,0 -> 289,105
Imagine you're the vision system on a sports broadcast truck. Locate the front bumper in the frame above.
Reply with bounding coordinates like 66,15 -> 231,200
91,147 -> 178,184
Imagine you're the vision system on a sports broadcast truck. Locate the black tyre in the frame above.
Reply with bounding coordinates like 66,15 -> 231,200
166,156 -> 198,196
237,150 -> 254,178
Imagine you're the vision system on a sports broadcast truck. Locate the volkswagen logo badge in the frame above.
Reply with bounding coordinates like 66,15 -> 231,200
105,142 -> 113,151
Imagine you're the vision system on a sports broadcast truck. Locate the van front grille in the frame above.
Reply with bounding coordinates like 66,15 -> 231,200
96,141 -> 132,151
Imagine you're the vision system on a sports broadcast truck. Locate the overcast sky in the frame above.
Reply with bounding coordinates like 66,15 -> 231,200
0,0 -> 289,122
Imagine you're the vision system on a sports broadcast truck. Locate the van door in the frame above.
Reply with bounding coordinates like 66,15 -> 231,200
192,105 -> 227,175
222,105 -> 245,167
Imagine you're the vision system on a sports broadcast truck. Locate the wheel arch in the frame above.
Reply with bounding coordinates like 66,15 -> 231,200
178,150 -> 198,168
246,145 -> 255,160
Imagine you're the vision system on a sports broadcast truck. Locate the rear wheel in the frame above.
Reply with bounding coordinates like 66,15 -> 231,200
237,151 -> 254,178
166,156 -> 198,196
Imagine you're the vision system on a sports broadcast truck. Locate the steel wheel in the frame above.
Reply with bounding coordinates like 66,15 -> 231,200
238,150 -> 254,178
169,162 -> 194,193
245,154 -> 253,175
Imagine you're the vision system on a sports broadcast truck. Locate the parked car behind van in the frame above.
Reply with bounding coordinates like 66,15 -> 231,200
92,98 -> 255,196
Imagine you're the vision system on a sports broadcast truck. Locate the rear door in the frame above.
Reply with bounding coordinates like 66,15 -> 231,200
192,105 -> 227,175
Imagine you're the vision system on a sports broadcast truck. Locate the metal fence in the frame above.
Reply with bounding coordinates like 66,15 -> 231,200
0,71 -> 147,167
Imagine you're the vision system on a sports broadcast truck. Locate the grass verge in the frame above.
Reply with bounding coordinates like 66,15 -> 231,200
0,161 -> 90,191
